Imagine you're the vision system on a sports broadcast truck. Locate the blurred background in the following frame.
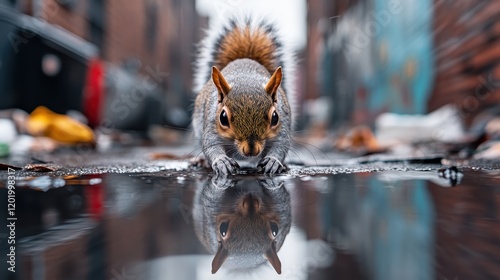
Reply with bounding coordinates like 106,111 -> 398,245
1,1 -> 500,280
1,0 -> 499,142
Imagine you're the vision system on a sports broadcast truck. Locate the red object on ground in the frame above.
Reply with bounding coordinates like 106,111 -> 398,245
83,59 -> 105,128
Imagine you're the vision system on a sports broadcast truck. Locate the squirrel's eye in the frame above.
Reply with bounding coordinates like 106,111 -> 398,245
270,222 -> 279,237
271,111 -> 279,127
220,110 -> 229,127
220,221 -> 229,237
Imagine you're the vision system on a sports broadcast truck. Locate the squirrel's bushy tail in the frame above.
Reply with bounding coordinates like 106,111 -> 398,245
193,16 -> 295,97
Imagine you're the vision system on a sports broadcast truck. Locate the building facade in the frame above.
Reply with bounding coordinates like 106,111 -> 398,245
0,0 -> 202,128
308,0 -> 500,127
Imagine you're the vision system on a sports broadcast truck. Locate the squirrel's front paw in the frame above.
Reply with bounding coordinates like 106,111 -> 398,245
211,175 -> 237,189
212,156 -> 239,175
259,177 -> 285,189
190,156 -> 210,169
258,156 -> 287,174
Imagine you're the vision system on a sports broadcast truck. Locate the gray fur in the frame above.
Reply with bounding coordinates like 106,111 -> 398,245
192,177 -> 292,272
193,16 -> 296,114
192,16 -> 295,174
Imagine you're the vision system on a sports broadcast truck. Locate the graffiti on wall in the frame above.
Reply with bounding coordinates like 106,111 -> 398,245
322,0 -> 434,126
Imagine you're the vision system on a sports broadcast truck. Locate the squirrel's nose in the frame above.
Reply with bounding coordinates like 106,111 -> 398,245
242,147 -> 260,157
242,148 -> 251,157
241,194 -> 261,216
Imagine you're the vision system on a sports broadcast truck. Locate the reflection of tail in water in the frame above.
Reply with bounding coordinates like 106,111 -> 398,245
192,176 -> 292,274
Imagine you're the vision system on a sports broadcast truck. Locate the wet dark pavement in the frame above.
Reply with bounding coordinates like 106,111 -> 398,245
1,153 -> 500,280
1,143 -> 499,179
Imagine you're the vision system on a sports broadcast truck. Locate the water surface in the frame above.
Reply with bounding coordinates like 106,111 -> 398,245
1,169 -> 499,280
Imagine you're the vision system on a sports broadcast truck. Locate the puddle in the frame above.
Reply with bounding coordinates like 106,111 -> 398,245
1,169 -> 500,280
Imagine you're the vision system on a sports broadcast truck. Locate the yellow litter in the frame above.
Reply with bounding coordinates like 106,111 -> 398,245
27,106 -> 95,144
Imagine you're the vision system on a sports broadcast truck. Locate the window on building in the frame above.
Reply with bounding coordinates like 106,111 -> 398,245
145,2 -> 158,52
57,0 -> 77,10
0,0 -> 16,7
88,0 -> 105,50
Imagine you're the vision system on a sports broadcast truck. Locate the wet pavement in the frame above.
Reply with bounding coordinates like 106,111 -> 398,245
1,150 -> 500,280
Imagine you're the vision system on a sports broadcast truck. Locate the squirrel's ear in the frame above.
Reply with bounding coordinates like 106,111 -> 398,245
212,242 -> 228,274
212,66 -> 231,102
265,67 -> 282,102
265,243 -> 282,274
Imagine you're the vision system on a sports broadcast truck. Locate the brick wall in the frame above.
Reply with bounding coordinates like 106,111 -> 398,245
35,0 -> 200,95
427,0 -> 500,124
41,0 -> 89,39
104,0 -> 169,72
37,0 -> 171,72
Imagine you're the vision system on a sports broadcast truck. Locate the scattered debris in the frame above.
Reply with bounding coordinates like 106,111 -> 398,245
438,166 -> 463,186
474,141 -> 500,160
148,125 -> 185,145
24,163 -> 62,172
27,106 -> 95,145
16,176 -> 65,191
150,152 -> 185,160
0,118 -> 17,157
485,117 -> 500,136
15,175 -> 102,191
375,105 -> 465,144
0,143 -> 8,157
335,126 -> 386,155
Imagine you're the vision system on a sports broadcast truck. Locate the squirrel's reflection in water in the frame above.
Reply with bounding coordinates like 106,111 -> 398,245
192,175 -> 291,275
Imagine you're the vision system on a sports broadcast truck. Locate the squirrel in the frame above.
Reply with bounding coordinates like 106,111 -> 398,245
192,176 -> 292,274
192,16 -> 295,175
